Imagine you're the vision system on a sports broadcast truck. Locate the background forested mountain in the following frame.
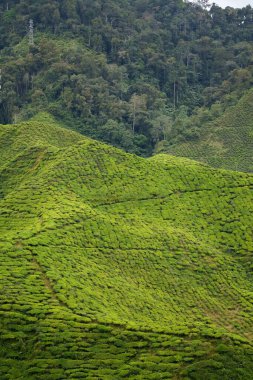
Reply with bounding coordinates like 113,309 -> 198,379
0,0 -> 253,157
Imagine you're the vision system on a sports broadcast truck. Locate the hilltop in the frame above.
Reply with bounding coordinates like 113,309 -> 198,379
157,88 -> 253,172
0,120 -> 253,379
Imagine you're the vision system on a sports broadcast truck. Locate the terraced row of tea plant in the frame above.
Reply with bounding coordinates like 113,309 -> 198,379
159,88 -> 253,173
0,120 -> 253,379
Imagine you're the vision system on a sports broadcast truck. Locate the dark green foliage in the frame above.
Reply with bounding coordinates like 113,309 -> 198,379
0,120 -> 253,378
0,0 -> 252,157
157,88 -> 253,172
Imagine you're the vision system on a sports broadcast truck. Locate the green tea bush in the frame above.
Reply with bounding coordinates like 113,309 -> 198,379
0,121 -> 252,378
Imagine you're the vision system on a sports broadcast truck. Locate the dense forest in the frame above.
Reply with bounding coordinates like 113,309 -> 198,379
0,0 -> 253,155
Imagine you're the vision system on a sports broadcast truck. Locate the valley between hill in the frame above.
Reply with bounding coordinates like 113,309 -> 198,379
159,88 -> 253,173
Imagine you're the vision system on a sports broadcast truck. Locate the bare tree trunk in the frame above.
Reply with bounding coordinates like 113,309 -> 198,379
132,106 -> 136,133
88,24 -> 91,47
173,81 -> 176,109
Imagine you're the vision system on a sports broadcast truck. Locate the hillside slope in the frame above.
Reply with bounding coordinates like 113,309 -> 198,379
161,88 -> 253,172
0,120 -> 253,379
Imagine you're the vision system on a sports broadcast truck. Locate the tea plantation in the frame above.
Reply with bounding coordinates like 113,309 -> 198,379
160,88 -> 253,173
0,120 -> 253,379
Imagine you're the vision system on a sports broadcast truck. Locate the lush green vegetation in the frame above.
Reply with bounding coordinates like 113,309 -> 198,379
0,1 -> 253,377
0,119 -> 253,378
0,0 -> 253,160
157,88 -> 253,172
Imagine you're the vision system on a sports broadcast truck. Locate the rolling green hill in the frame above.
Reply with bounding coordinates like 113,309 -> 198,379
0,119 -> 253,379
158,88 -> 253,172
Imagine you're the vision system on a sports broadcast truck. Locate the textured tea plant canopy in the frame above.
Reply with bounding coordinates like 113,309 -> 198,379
164,88 -> 253,172
0,119 -> 253,379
